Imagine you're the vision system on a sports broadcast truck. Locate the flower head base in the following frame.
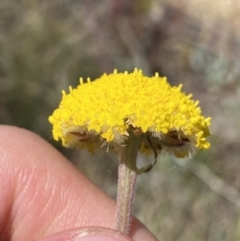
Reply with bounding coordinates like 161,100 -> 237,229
49,69 -> 211,157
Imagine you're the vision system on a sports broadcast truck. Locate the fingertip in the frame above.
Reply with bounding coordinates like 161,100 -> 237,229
0,124 -> 70,171
0,125 -> 158,241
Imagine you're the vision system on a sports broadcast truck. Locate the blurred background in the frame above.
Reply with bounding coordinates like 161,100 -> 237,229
1,0 -> 240,240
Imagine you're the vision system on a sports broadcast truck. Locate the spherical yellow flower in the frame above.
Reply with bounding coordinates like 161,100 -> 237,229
49,69 -> 211,157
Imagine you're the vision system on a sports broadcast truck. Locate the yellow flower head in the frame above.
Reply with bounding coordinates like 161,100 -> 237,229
49,69 -> 211,157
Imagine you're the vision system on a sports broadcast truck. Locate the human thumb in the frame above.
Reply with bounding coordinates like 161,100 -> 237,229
38,227 -> 135,241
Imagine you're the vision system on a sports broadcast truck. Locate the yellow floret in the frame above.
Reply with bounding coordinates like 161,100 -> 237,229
49,69 -> 211,157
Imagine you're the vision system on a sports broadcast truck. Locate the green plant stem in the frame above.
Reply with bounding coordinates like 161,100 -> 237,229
115,163 -> 137,234
114,133 -> 141,235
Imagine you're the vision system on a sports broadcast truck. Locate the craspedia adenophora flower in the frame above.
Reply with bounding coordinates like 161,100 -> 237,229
49,69 -> 211,157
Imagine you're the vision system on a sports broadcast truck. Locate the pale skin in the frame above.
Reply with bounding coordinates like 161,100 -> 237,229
0,125 -> 158,241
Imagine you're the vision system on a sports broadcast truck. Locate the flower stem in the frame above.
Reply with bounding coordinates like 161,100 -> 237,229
115,163 -> 137,234
114,133 -> 141,235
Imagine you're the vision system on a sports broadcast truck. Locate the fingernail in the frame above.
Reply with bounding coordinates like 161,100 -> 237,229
38,227 -> 133,241
75,234 -> 122,241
